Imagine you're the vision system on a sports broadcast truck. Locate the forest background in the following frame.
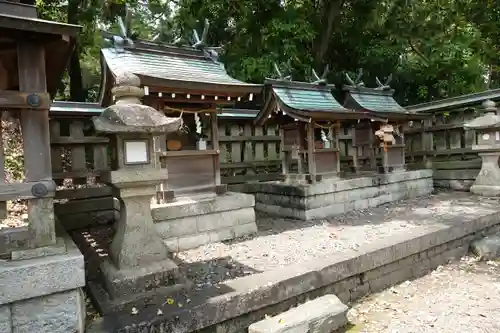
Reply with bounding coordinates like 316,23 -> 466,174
35,0 -> 500,106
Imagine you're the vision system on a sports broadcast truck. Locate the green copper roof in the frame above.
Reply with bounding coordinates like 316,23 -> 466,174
101,47 -> 260,89
273,86 -> 347,112
348,91 -> 405,113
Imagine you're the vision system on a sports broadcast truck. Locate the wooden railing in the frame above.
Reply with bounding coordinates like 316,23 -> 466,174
42,106 -> 488,231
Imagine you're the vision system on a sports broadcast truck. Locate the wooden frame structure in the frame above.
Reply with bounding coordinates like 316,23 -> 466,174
99,18 -> 261,201
342,71 -> 429,173
0,0 -> 80,255
255,66 -> 370,183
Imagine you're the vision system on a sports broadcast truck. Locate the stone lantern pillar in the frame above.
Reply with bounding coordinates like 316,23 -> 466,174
464,99 -> 500,196
92,72 -> 188,300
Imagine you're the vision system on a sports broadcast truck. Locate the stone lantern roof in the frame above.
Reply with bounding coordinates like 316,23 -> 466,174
464,100 -> 500,130
93,72 -> 181,134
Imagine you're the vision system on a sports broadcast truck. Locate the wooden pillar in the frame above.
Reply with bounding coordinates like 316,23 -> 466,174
307,122 -> 316,184
369,123 -> 377,170
279,127 -> 288,177
17,42 -> 56,248
352,124 -> 359,173
421,119 -> 433,168
211,112 -> 221,186
333,122 -> 341,174
0,115 -> 6,219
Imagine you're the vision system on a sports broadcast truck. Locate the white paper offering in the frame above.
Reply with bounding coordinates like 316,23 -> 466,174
125,140 -> 148,164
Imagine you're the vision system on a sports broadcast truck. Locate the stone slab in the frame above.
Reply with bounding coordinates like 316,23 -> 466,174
151,192 -> 255,221
0,233 -> 85,305
10,236 -> 67,260
0,305 -> 11,333
11,289 -> 85,333
254,170 -> 433,220
248,294 -> 348,333
153,193 -> 257,251
100,256 -> 185,297
89,196 -> 500,333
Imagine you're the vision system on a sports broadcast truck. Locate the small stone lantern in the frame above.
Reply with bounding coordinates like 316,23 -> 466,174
464,99 -> 500,196
93,72 -> 186,298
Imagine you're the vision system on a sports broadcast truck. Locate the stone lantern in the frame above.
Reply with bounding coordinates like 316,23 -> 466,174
92,72 -> 187,299
464,99 -> 500,196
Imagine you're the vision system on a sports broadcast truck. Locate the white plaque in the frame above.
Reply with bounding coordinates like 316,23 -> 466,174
124,140 -> 149,164
482,133 -> 490,141
497,131 -> 500,141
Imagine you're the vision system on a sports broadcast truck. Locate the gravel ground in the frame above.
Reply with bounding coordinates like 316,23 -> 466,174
346,256 -> 500,333
175,191 -> 500,290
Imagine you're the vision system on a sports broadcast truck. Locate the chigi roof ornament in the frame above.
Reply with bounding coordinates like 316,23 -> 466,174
192,19 -> 222,64
375,74 -> 393,91
310,65 -> 329,86
344,68 -> 365,88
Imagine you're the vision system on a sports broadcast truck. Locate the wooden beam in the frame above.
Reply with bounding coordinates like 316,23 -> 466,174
17,42 -> 56,248
0,180 -> 56,201
0,90 -> 50,109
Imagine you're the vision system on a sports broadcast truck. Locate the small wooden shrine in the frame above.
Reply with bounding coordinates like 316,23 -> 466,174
99,18 -> 261,200
255,65 -> 369,183
342,70 -> 428,173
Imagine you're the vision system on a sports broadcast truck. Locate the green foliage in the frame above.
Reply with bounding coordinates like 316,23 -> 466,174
35,0 -> 500,105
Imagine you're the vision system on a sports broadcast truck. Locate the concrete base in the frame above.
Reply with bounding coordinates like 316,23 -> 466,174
250,169 -> 433,220
0,232 -> 85,333
152,192 -> 257,251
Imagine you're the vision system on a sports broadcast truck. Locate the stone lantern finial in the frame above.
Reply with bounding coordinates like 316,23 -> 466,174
112,71 -> 144,105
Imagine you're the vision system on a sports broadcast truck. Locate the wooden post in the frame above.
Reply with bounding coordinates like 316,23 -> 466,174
17,42 -> 55,248
279,127 -> 288,177
421,119 -> 433,169
307,122 -> 316,184
0,114 -> 6,219
211,112 -> 221,186
352,124 -> 359,173
333,122 -> 340,174
369,123 -> 377,170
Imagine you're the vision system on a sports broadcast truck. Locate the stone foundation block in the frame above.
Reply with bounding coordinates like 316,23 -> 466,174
248,294 -> 348,333
252,170 -> 433,220
153,192 -> 256,251
11,289 -> 85,333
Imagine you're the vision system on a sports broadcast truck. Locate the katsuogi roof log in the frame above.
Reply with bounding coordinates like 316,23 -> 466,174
255,64 -> 371,125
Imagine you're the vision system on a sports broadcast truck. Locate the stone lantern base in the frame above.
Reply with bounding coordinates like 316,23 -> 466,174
470,152 -> 500,197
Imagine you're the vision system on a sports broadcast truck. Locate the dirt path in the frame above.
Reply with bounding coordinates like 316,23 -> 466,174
346,256 -> 500,333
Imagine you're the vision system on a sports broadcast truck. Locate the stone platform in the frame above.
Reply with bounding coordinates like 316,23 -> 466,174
0,231 -> 85,333
151,192 -> 257,251
247,169 -> 433,220
85,191 -> 500,333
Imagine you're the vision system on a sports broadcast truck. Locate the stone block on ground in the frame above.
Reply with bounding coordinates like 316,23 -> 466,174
470,235 -> 500,260
248,294 -> 349,333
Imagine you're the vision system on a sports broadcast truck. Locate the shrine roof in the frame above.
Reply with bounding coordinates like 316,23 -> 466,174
100,39 -> 261,106
406,88 -> 500,114
255,79 -> 368,125
343,85 -> 428,120
0,7 -> 80,37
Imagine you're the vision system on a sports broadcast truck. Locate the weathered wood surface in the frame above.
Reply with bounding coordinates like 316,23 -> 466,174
0,90 -> 50,109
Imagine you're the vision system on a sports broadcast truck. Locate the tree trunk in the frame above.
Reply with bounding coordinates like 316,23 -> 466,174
67,0 -> 87,102
314,0 -> 345,66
